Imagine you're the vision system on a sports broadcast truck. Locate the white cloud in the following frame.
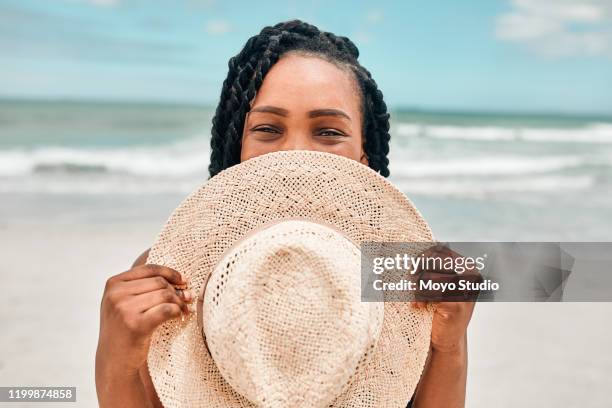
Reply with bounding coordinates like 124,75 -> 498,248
354,9 -> 384,45
366,9 -> 384,24
204,19 -> 232,35
495,0 -> 612,58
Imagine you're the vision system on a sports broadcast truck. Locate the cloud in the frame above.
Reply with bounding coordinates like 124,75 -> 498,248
352,9 -> 384,45
366,9 -> 384,24
495,0 -> 612,58
204,19 -> 232,35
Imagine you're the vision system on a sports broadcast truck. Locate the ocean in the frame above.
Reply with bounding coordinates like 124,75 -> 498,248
1,99 -> 611,240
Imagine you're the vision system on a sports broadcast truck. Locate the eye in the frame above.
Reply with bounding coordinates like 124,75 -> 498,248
253,126 -> 280,133
317,128 -> 346,137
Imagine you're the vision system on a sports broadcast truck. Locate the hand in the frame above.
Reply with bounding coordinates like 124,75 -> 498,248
412,244 -> 479,353
426,301 -> 474,353
96,265 -> 193,379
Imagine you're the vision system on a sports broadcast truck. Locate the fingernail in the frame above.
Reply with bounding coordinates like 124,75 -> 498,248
179,272 -> 187,284
183,289 -> 193,301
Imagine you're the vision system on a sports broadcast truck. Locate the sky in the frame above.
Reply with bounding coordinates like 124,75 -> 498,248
0,0 -> 611,114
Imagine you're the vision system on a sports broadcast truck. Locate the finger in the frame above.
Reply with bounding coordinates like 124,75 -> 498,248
174,288 -> 194,303
434,302 -> 476,322
140,303 -> 184,333
415,271 -> 481,302
108,276 -> 171,298
420,243 -> 460,259
127,288 -> 189,315
116,264 -> 185,286
461,265 -> 484,282
415,271 -> 455,301
119,277 -> 194,301
414,255 -> 457,276
413,301 -> 440,311
410,301 -> 428,310
417,244 -> 466,275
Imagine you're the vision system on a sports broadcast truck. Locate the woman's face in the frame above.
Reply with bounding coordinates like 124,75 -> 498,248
240,53 -> 366,164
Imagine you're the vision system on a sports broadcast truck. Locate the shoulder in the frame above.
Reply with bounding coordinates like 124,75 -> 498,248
132,248 -> 151,268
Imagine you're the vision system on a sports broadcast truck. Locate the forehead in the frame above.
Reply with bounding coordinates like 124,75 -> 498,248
251,53 -> 360,114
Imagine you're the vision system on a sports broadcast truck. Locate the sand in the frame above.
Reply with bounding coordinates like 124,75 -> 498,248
0,221 -> 611,407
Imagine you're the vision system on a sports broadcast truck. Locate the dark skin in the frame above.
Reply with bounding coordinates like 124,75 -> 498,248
95,53 -> 473,408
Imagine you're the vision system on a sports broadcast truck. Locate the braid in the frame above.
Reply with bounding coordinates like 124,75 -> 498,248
208,19 -> 391,178
354,66 -> 391,176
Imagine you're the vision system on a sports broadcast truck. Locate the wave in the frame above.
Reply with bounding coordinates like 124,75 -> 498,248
2,121 -> 610,179
0,134 -> 608,196
0,174 -> 594,196
395,122 -> 612,143
393,175 -> 594,197
1,147 -> 597,179
0,137 -> 210,177
389,156 -> 586,177
0,176 -> 203,195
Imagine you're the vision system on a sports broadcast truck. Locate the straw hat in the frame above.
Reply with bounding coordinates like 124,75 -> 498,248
146,150 -> 434,408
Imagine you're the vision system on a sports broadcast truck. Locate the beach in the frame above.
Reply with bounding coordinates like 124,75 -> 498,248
1,100 -> 612,406
0,221 -> 161,407
1,217 -> 611,407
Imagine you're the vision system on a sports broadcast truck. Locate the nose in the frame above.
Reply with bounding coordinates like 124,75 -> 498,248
280,132 -> 315,152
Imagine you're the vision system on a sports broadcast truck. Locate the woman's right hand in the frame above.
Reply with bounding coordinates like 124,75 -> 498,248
95,263 -> 193,406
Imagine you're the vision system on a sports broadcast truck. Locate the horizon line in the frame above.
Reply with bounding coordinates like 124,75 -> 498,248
1,96 -> 611,120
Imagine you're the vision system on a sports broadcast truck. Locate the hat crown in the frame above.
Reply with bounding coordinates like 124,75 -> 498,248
203,220 -> 384,408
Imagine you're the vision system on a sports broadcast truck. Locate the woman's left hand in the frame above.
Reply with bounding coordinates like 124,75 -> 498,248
410,245 -> 479,408
427,302 -> 474,353
412,244 -> 481,352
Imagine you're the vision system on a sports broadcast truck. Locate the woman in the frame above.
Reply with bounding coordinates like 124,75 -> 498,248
96,20 -> 474,408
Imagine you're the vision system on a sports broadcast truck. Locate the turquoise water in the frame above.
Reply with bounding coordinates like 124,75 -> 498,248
1,100 -> 611,240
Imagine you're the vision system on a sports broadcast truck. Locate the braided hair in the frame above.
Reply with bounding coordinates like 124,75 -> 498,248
208,19 -> 391,178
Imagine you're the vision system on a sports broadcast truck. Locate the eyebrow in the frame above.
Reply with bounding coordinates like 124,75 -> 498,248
249,106 -> 289,116
308,109 -> 351,121
249,106 -> 351,121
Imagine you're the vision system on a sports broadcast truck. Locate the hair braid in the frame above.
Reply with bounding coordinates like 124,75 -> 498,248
208,19 -> 392,178
354,66 -> 391,176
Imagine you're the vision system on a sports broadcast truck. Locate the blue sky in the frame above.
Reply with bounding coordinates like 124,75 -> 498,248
1,0 -> 611,114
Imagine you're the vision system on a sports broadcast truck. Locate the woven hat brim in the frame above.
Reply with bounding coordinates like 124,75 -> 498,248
147,150 -> 434,408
